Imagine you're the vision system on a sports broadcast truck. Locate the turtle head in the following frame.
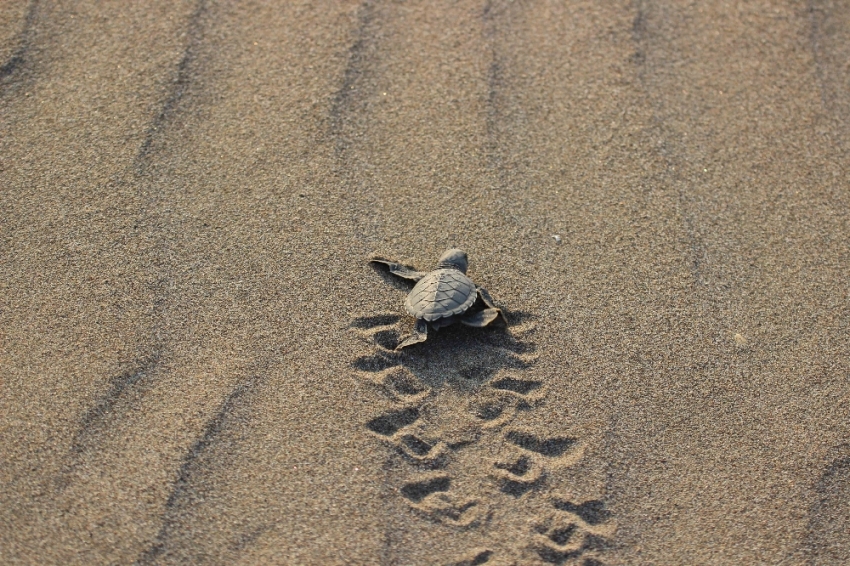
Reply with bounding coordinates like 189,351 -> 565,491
437,248 -> 468,273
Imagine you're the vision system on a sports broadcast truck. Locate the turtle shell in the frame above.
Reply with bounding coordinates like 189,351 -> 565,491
404,269 -> 477,322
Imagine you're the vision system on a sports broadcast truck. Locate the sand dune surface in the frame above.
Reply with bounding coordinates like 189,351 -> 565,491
1,1 -> 848,564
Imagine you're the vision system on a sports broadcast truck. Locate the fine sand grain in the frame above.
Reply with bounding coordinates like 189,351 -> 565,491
1,1 -> 848,564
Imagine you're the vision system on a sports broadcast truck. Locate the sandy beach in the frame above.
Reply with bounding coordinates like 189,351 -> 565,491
1,1 -> 848,564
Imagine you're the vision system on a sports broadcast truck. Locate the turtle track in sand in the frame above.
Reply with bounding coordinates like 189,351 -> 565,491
349,313 -> 615,564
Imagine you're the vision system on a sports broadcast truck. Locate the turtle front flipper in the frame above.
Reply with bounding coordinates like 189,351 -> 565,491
397,319 -> 428,350
474,286 -> 508,326
370,257 -> 426,282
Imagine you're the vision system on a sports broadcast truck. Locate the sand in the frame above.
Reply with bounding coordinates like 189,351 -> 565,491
1,1 -> 848,564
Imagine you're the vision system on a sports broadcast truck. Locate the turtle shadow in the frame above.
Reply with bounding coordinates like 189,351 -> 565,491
351,310 -> 537,391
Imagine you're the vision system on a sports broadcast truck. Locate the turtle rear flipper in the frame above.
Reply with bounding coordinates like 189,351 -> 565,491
460,308 -> 502,327
397,319 -> 428,350
475,287 -> 508,326
370,257 -> 426,282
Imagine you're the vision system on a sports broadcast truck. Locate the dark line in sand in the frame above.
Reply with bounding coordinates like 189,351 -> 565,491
58,0 -> 211,493
74,354 -> 162,450
480,0 -> 531,231
227,524 -> 268,555
134,0 -> 209,173
56,353 -> 162,490
806,0 -> 832,114
130,0 -> 209,339
135,372 -> 267,565
803,444 -> 850,564
629,1 -> 648,73
482,0 -> 505,170
0,0 -> 39,83
325,0 -> 386,246
806,0 -> 850,160
328,0 -> 379,157
628,0 -> 709,288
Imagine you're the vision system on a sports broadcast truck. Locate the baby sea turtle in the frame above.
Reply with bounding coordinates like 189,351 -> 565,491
370,248 -> 507,350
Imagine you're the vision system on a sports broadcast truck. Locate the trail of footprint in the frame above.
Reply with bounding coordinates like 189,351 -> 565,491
399,474 -> 484,527
351,315 -> 449,471
349,313 -> 614,564
493,430 -> 587,493
531,497 -> 615,565
450,549 -> 493,566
